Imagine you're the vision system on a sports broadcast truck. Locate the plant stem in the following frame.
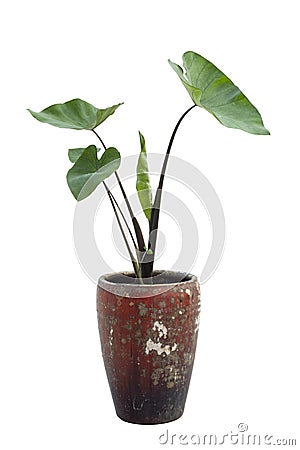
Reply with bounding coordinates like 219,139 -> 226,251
103,181 -> 138,250
106,188 -> 140,277
92,128 -> 145,276
91,129 -> 145,251
144,105 -> 196,277
104,184 -> 143,279
91,129 -> 106,150
115,171 -> 146,253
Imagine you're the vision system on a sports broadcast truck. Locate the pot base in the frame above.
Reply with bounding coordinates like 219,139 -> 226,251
116,411 -> 184,425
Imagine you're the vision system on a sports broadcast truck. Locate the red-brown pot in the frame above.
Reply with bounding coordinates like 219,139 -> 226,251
96,270 -> 201,424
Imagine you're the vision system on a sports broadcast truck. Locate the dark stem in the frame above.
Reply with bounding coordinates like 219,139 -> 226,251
91,129 -> 107,150
105,188 -> 140,277
115,171 -> 146,253
92,128 -> 146,273
103,181 -> 138,250
144,105 -> 197,277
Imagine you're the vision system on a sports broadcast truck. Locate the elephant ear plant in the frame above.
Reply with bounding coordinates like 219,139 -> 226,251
28,51 -> 269,281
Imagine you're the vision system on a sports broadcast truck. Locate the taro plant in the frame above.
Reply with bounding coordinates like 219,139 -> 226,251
28,51 -> 269,280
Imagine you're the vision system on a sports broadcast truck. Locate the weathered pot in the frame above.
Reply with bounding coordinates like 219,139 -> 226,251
96,270 -> 201,424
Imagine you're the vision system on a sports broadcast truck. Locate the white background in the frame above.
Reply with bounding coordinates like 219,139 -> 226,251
1,0 -> 299,448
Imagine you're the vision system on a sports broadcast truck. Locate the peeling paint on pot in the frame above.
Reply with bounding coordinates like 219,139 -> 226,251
153,320 -> 168,338
97,270 -> 201,425
145,338 -> 177,356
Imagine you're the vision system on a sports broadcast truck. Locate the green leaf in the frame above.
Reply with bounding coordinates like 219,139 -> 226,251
136,132 -> 152,220
169,51 -> 270,135
68,147 -> 100,163
67,145 -> 120,200
28,98 -> 123,130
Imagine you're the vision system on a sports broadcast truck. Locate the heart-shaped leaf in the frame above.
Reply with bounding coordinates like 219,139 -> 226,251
68,147 -> 100,163
169,51 -> 269,135
28,98 -> 123,130
136,132 -> 152,220
67,145 -> 120,200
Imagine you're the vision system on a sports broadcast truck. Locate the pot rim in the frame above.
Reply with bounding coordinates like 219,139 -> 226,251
98,270 -> 198,288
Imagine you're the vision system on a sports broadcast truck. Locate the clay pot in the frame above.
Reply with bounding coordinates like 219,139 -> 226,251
96,270 -> 201,424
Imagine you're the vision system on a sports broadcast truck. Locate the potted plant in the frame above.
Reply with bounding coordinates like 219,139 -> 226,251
28,51 -> 269,424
